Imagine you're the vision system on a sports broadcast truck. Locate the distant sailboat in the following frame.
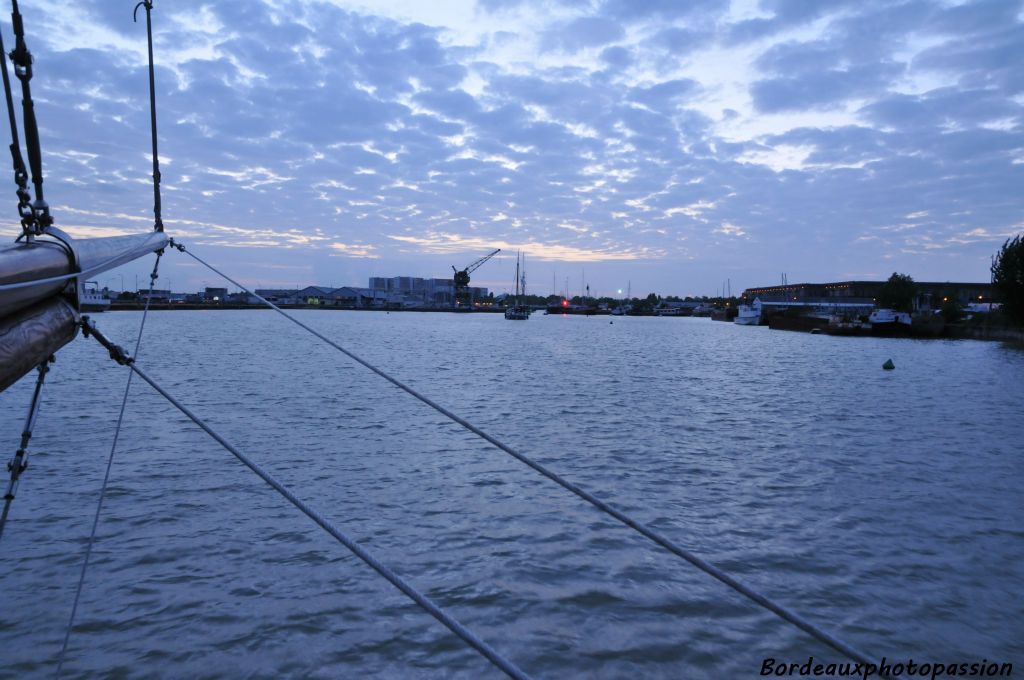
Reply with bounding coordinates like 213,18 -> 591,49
504,251 -> 530,320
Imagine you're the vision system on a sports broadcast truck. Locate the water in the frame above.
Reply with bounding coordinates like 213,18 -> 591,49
1,311 -> 1022,679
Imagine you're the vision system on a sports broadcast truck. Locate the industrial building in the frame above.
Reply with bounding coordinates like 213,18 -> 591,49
250,277 -> 491,309
368,276 -> 488,307
253,286 -> 383,307
203,287 -> 228,302
741,280 -> 994,312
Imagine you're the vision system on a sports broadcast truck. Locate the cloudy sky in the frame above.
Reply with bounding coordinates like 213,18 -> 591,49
2,0 -> 1022,297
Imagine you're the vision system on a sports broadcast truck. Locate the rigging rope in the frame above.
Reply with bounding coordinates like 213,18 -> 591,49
78,317 -> 530,680
56,252 -> 162,676
0,356 -> 51,541
0,6 -> 32,238
172,240 -> 887,675
8,0 -> 52,235
132,1 -> 163,233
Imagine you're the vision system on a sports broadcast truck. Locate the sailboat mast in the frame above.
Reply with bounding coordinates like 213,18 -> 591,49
514,251 -> 520,300
521,253 -> 526,299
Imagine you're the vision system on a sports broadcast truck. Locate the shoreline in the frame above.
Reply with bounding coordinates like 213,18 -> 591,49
97,304 -> 1024,343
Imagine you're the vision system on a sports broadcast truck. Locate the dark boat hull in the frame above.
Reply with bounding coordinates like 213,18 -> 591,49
871,322 -> 913,337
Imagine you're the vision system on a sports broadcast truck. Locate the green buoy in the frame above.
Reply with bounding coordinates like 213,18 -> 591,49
882,359 -> 895,370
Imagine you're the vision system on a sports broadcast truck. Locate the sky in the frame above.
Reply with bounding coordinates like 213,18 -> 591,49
1,0 -> 1022,298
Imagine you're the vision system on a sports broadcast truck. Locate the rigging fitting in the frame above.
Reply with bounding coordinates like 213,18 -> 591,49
0,356 -> 53,541
8,0 -> 52,235
0,0 -> 32,238
80,317 -> 133,366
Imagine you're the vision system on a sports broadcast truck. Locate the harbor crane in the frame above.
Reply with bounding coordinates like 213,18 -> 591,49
452,248 -> 500,308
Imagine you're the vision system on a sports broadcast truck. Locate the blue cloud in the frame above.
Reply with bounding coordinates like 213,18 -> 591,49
540,17 -> 625,53
4,0 -> 1019,295
751,62 -> 904,112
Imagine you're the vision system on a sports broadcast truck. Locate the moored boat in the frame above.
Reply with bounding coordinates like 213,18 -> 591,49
868,308 -> 912,336
504,251 -> 530,320
79,281 -> 110,312
826,314 -> 871,336
734,298 -> 762,325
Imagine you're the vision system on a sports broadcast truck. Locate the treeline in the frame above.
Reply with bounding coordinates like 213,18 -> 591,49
879,232 -> 1023,328
512,293 -> 739,312
993,234 -> 1023,327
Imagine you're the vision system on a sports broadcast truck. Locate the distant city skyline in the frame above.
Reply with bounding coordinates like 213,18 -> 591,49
2,0 -> 1021,298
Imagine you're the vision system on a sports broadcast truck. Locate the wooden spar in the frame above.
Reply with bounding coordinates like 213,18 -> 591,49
0,296 -> 78,392
0,231 -> 167,318
0,230 -> 167,391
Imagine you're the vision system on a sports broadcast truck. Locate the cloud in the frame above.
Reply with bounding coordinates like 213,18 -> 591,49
751,63 -> 904,113
329,242 -> 378,258
4,0 -> 1019,295
540,17 -> 625,53
388,232 -> 660,261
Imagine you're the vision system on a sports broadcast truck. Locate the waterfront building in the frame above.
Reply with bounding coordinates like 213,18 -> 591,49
249,280 -> 489,309
138,288 -> 171,303
324,287 -> 386,308
203,287 -> 228,302
254,288 -> 304,304
741,280 -> 994,312
368,276 -> 486,307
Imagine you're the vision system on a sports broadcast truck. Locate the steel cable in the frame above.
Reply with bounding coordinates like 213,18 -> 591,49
80,319 -> 530,680
0,358 -> 50,541
56,252 -> 162,676
176,241 -> 889,676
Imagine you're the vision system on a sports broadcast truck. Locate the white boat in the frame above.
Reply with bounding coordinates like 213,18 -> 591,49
80,281 -> 111,312
867,308 -> 912,336
868,308 -> 911,325
734,298 -> 761,325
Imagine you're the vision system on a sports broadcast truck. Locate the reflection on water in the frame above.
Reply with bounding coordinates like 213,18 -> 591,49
1,311 -> 1022,678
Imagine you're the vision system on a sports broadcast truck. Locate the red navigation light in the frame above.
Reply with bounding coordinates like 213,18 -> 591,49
562,299 -> 569,307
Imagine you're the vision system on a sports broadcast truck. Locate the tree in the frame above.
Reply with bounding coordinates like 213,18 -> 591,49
940,298 -> 964,324
992,234 -> 1024,326
876,272 -> 917,312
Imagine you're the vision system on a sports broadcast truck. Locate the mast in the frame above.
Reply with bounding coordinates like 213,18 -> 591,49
514,251 -> 520,302
521,253 -> 526,299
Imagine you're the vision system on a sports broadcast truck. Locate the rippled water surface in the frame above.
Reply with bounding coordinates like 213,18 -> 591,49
1,311 -> 1022,679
